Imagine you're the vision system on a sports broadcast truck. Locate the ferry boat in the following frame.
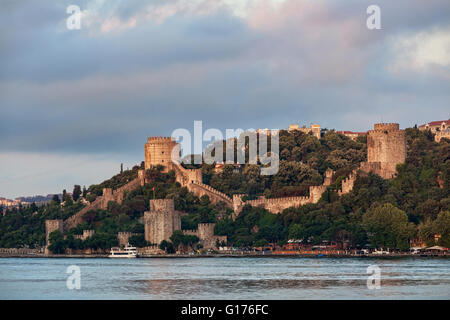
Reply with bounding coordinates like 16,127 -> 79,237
108,244 -> 138,258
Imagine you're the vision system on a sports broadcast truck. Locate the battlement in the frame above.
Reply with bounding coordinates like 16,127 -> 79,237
45,219 -> 63,246
246,195 -> 309,205
198,223 -> 216,238
365,123 -> 406,179
117,232 -> 140,246
191,182 -> 233,202
372,123 -> 400,131
147,136 -> 176,143
149,199 -> 175,212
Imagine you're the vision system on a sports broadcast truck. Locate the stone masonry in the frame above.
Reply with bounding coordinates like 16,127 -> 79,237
45,219 -> 63,245
144,199 -> 181,245
145,137 -> 179,172
360,123 -> 406,179
182,223 -> 227,249
117,232 -> 140,247
63,169 -> 145,231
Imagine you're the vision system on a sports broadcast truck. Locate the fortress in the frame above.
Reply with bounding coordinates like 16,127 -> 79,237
46,122 -> 406,252
144,198 -> 226,249
145,137 -> 178,172
144,199 -> 181,245
360,123 -> 406,179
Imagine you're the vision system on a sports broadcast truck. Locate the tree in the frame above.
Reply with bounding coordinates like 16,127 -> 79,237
128,235 -> 147,247
52,194 -> 60,204
73,185 -> 82,202
170,230 -> 199,252
432,211 -> 450,248
362,203 -> 415,250
159,240 -> 175,254
170,230 -> 184,249
82,186 -> 87,199
48,230 -> 66,254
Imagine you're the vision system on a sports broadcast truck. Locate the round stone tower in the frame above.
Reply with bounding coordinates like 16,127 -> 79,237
145,137 -> 179,172
366,123 -> 406,178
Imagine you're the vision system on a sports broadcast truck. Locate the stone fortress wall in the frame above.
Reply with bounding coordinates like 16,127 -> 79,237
117,232 -> 140,247
182,223 -> 227,249
144,199 -> 181,245
360,123 -> 406,179
74,229 -> 95,241
338,170 -> 357,196
145,136 -> 178,172
45,219 -> 63,244
144,198 -> 227,249
49,123 -> 406,251
63,171 -> 145,231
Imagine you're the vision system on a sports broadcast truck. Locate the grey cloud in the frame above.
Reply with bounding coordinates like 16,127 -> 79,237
0,0 -> 449,157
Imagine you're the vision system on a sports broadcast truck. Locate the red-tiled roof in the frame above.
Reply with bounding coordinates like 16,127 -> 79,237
420,120 -> 450,127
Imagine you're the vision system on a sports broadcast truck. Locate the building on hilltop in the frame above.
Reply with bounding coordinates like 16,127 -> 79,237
435,129 -> 450,143
288,123 -> 321,139
419,120 -> 450,142
337,131 -> 366,141
419,120 -> 450,133
144,137 -> 179,172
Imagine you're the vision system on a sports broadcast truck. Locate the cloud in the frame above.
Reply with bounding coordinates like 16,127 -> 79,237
389,27 -> 450,77
0,0 -> 449,197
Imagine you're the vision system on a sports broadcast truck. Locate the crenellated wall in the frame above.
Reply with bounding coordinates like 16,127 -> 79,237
173,162 -> 233,207
145,137 -> 179,172
45,220 -> 63,246
73,229 -> 95,241
362,123 -> 406,179
233,184 -> 327,215
338,170 -> 357,196
63,170 -> 145,231
144,199 -> 181,245
117,232 -> 141,247
182,223 -> 227,249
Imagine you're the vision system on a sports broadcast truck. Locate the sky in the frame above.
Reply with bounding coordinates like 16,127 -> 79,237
0,0 -> 449,199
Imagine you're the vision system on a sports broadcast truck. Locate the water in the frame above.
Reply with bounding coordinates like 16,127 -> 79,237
0,257 -> 449,299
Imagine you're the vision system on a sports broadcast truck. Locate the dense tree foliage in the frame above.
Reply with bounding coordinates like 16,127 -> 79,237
1,128 -> 448,251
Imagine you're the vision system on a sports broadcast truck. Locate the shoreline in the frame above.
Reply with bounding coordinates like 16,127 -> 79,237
0,253 -> 448,259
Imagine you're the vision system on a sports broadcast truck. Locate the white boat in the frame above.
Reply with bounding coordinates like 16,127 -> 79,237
108,244 -> 138,258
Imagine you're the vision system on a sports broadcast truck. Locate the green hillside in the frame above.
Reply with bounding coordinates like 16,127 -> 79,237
1,127 -> 448,250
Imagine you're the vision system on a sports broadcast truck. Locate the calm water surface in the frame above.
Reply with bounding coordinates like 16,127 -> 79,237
0,257 -> 449,299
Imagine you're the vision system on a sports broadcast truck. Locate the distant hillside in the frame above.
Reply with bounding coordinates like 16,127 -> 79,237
16,194 -> 61,204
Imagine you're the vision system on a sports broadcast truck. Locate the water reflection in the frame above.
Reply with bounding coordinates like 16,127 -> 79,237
0,257 -> 449,299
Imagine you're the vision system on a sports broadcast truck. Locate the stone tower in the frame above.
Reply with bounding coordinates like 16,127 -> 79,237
363,123 -> 406,179
45,219 -> 63,245
144,199 -> 181,245
145,137 -> 179,172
